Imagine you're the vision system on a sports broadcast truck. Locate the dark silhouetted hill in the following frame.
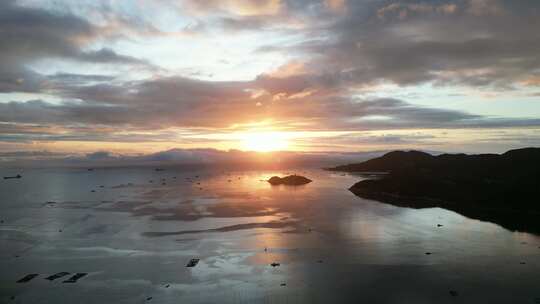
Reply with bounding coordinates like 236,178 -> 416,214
329,148 -> 540,233
329,150 -> 435,172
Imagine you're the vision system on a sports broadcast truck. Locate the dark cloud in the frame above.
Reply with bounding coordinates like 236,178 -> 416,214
47,73 -> 115,87
0,0 -> 150,93
255,0 -> 540,90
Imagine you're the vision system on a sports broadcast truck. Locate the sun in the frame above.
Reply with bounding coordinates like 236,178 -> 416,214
240,132 -> 289,152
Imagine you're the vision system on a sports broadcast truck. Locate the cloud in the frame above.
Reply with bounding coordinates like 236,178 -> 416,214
0,0 -> 151,93
377,2 -> 458,20
467,0 -> 505,16
257,0 -> 540,90
183,0 -> 283,16
1,90 -> 539,147
0,0 -> 539,155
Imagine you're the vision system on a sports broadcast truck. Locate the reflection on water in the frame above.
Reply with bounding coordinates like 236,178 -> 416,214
1,167 -> 539,303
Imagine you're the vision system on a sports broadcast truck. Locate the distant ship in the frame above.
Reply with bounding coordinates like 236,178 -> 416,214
3,174 -> 22,179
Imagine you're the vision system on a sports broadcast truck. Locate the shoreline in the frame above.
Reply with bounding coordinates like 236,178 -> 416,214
349,184 -> 540,234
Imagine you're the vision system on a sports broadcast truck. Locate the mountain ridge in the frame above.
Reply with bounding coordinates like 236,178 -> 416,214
329,147 -> 540,233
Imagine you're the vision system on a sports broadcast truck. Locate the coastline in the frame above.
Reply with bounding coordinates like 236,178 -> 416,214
349,181 -> 540,234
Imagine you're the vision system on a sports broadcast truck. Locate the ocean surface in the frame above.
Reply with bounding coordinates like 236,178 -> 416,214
1,167 -> 539,303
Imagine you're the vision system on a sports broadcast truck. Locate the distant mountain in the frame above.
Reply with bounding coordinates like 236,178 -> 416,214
330,148 -> 540,233
1,148 -> 389,169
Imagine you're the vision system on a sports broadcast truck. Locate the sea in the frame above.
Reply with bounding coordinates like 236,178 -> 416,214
1,166 -> 539,303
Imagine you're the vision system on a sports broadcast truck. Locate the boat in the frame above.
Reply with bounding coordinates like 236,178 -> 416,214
186,258 -> 200,267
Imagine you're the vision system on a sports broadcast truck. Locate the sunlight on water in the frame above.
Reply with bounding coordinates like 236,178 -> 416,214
1,167 -> 539,303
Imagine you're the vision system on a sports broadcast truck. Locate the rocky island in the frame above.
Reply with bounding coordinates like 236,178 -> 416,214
329,148 -> 540,233
268,175 -> 312,186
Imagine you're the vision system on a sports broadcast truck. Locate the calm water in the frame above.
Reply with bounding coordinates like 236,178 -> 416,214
1,167 -> 539,303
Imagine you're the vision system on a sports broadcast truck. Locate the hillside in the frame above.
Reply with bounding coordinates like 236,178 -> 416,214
330,148 -> 540,233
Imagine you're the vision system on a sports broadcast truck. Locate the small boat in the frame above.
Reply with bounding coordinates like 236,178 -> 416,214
186,258 -> 200,267
3,174 -> 22,180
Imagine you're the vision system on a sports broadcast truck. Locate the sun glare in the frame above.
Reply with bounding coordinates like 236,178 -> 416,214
240,132 -> 289,152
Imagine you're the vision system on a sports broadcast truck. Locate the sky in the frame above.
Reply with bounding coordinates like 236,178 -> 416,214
1,0 -> 540,160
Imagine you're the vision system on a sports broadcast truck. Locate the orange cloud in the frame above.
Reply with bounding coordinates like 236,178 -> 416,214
520,76 -> 540,86
325,0 -> 347,13
185,0 -> 282,16
267,61 -> 307,79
